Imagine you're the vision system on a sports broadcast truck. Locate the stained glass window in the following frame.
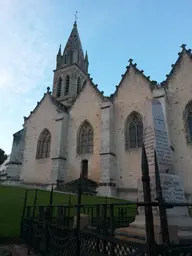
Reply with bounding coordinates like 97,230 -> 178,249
36,129 -> 51,159
78,121 -> 93,154
125,112 -> 143,149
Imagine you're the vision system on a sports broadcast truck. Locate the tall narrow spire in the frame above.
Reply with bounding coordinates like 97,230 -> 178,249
62,21 -> 85,70
55,20 -> 88,73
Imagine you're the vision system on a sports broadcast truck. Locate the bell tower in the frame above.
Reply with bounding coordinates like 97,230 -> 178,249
52,21 -> 89,105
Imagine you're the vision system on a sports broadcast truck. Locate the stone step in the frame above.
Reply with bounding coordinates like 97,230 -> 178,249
178,230 -> 192,242
115,226 -> 146,242
114,235 -> 146,244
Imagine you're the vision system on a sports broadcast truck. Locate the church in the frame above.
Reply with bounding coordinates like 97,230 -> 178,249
5,21 -> 192,201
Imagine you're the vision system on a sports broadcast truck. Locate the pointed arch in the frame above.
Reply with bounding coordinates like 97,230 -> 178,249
56,77 -> 62,98
77,77 -> 81,94
36,129 -> 51,159
64,74 -> 70,95
77,120 -> 94,155
183,100 -> 192,143
125,111 -> 143,149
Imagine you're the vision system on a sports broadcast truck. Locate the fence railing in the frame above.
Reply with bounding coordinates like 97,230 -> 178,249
19,145 -> 192,255
20,201 -> 192,256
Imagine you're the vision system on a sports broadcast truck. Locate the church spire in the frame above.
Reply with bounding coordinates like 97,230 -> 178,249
55,16 -> 89,73
61,19 -> 86,71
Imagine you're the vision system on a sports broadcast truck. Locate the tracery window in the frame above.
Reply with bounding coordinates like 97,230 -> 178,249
64,75 -> 70,95
36,129 -> 51,159
56,77 -> 62,98
77,121 -> 94,154
125,112 -> 143,149
184,101 -> 192,143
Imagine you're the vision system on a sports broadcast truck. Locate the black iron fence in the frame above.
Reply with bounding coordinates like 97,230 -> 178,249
20,146 -> 192,255
20,200 -> 192,256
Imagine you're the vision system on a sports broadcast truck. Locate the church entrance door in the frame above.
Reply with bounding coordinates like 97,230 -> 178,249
81,159 -> 88,179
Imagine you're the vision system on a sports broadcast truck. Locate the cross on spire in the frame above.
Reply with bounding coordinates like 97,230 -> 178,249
74,11 -> 78,23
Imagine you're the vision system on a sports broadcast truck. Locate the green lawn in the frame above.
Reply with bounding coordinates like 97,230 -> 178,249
0,185 -> 136,239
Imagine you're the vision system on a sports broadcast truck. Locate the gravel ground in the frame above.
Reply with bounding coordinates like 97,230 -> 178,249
0,245 -> 37,256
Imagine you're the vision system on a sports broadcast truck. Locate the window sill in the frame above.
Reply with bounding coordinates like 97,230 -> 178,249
36,157 -> 50,161
76,153 -> 93,158
125,147 -> 141,152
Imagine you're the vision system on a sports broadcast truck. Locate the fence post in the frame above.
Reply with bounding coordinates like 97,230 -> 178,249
32,189 -> 38,218
96,205 -> 100,252
21,189 -> 28,219
110,204 -> 115,256
155,151 -> 170,245
20,189 -> 29,252
49,184 -> 54,222
141,144 -> 155,255
110,204 -> 114,236
76,177 -> 82,256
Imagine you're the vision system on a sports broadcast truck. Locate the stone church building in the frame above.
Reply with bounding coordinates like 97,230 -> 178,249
5,21 -> 192,201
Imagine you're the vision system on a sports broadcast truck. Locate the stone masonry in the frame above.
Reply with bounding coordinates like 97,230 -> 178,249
6,23 -> 192,201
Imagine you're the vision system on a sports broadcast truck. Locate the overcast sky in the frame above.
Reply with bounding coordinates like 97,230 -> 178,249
1,0 -> 192,154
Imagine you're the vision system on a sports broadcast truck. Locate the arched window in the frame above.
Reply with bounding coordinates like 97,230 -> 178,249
125,112 -> 143,149
184,101 -> 192,143
36,129 -> 51,159
77,77 -> 81,94
77,121 -> 94,155
64,75 -> 70,95
56,77 -> 62,98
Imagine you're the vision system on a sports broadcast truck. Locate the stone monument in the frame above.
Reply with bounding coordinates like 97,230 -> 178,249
115,98 -> 192,244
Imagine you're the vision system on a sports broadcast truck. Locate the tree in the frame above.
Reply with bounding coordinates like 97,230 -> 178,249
0,148 -> 8,165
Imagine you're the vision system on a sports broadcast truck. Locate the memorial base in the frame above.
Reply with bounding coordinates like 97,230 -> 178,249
115,214 -> 192,244
115,173 -> 192,244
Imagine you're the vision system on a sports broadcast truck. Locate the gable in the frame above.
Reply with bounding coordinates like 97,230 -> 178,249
24,92 -> 66,126
69,79 -> 105,112
113,64 -> 153,102
163,49 -> 192,91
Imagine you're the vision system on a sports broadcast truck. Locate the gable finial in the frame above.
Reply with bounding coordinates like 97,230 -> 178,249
181,44 -> 186,50
129,58 -> 133,64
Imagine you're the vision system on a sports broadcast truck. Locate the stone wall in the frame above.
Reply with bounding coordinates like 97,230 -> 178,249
113,66 -> 154,201
6,129 -> 25,180
9,129 -> 25,164
20,94 -> 67,184
166,51 -> 192,197
67,80 -> 102,183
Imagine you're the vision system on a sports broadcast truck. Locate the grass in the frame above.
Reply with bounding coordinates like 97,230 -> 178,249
0,185 -> 137,240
